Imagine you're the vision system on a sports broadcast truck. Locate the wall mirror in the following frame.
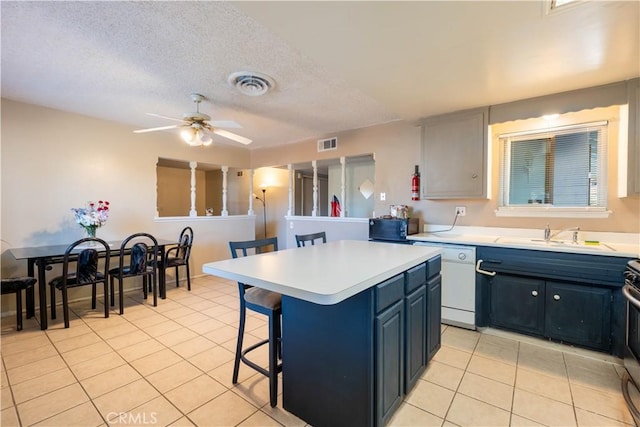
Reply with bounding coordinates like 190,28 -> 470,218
156,158 -> 250,217
290,154 -> 375,218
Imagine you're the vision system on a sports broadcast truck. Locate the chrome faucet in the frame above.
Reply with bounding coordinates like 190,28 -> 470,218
545,225 -> 580,243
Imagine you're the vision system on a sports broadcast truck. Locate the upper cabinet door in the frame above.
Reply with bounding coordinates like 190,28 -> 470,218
421,108 -> 488,198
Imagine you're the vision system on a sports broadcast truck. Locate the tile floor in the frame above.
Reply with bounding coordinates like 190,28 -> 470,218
0,275 -> 636,426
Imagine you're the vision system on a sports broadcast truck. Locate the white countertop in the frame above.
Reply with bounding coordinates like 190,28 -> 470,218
407,226 -> 639,258
202,240 -> 442,305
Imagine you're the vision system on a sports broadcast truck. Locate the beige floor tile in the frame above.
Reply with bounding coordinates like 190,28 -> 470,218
35,401 -> 104,426
174,312 -> 210,327
151,300 -> 184,313
130,348 -> 183,377
45,322 -> 94,342
441,327 -> 480,353
1,386 -> 14,410
161,306 -> 197,320
1,334 -> 52,356
94,321 -> 139,340
11,367 -> 77,404
388,402 -> 444,426
105,329 -> 152,350
574,408 -> 634,426
143,320 -> 183,338
231,373 -> 278,409
1,406 -> 20,427
16,383 -> 89,426
6,354 -> 67,385
187,390 -> 258,427
517,342 -> 567,378
81,364 -> 142,398
474,334 -> 519,365
164,374 -> 227,414
516,366 -> 572,404
69,351 -> 127,380
216,310 -> 240,325
2,343 -> 58,370
145,360 -> 202,393
446,393 -> 510,427
155,328 -> 200,347
186,318 -> 227,335
259,405 -> 307,427
53,331 -> 103,353
571,382 -> 635,425
92,378 -> 159,419
203,324 -> 239,345
188,345 -> 235,373
510,414 -> 545,426
132,313 -> 169,329
200,304 -> 234,319
84,314 -> 129,331
237,410 -> 282,426
512,389 -> 576,427
114,395 -> 182,426
170,335 -> 217,359
61,341 -> 114,366
117,339 -> 166,363
168,416 -> 196,427
404,379 -> 455,418
467,354 -> 516,386
458,371 -> 514,410
432,345 -> 472,370
566,356 -> 622,394
421,360 -> 464,391
184,298 -> 218,312
208,360 -> 258,388
0,368 -> 7,389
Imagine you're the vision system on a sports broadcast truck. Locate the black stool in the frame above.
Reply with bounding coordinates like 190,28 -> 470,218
1,277 -> 37,331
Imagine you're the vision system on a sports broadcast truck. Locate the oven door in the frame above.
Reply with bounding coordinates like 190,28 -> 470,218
622,281 -> 640,425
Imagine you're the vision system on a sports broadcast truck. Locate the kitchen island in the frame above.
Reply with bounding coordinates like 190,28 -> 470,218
202,240 -> 442,427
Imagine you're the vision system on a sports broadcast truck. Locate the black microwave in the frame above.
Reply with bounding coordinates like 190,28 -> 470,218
369,218 -> 419,242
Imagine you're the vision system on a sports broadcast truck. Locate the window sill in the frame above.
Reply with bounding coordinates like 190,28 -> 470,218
495,207 -> 611,218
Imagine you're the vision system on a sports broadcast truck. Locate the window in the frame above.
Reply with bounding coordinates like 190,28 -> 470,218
498,121 -> 609,217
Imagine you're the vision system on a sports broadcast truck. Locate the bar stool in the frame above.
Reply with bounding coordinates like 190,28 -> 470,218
229,237 -> 282,407
1,277 -> 37,331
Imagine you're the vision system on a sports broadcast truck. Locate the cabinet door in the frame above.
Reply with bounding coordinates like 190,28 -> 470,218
490,274 -> 545,336
427,275 -> 442,361
405,285 -> 427,393
376,300 -> 404,427
545,281 -> 611,351
422,108 -> 488,198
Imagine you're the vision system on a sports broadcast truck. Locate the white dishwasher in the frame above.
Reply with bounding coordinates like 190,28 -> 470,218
413,242 -> 476,330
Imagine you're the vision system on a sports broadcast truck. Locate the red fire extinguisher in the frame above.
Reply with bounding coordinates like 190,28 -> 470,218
411,165 -> 420,201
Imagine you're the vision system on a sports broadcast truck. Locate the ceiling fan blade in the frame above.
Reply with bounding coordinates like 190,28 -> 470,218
146,112 -> 184,123
212,128 -> 252,145
210,120 -> 242,129
133,124 -> 178,134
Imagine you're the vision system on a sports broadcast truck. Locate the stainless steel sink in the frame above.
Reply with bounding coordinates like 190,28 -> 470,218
493,236 -> 616,251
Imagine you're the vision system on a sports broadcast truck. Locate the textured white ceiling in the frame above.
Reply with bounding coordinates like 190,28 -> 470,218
1,1 -> 638,150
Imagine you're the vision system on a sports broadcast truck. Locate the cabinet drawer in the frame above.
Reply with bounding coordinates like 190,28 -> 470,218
376,274 -> 404,313
427,256 -> 441,280
406,264 -> 426,293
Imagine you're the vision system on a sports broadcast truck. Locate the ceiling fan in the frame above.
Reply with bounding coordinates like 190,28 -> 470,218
133,93 -> 252,146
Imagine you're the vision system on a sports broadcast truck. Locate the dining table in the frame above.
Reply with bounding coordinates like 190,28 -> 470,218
9,237 -> 176,330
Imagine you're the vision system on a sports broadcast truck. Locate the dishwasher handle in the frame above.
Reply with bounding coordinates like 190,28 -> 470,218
476,259 -> 497,277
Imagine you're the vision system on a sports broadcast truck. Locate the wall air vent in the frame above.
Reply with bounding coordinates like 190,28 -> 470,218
318,137 -> 338,152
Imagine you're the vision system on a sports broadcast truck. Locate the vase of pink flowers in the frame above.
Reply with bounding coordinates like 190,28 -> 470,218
71,200 -> 110,239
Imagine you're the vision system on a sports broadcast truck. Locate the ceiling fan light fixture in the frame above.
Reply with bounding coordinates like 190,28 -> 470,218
228,71 -> 275,96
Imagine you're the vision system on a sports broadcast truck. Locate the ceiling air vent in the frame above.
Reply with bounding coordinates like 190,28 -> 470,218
318,137 -> 338,152
227,71 -> 275,96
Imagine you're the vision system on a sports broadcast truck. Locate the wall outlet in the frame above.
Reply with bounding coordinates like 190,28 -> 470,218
455,206 -> 466,216
380,192 -> 386,201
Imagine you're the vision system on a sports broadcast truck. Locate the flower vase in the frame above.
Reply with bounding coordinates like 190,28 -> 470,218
85,226 -> 97,239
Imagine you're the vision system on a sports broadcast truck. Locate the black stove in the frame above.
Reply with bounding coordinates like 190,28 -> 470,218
622,259 -> 640,425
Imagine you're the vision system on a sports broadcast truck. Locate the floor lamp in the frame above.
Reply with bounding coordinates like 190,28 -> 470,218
255,188 -> 267,239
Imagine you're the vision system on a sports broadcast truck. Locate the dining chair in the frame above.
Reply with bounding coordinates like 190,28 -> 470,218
48,237 -> 110,328
109,233 -> 158,314
229,237 -> 282,407
1,277 -> 37,331
160,226 -> 193,291
295,231 -> 327,247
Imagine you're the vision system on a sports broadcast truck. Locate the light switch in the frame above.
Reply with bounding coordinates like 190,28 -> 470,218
380,192 -> 386,201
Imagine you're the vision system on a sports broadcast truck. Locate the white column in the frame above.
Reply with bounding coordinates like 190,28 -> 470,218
248,169 -> 255,215
340,156 -> 346,217
312,160 -> 318,217
189,161 -> 198,217
287,164 -> 293,216
221,166 -> 229,216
